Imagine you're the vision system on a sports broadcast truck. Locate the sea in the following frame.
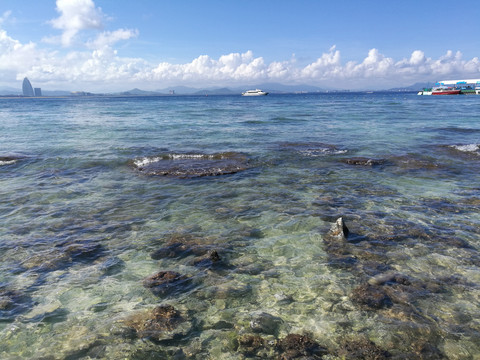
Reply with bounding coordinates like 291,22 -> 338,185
0,92 -> 479,359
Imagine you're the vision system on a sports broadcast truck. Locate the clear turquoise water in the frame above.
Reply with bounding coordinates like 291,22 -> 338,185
0,93 -> 479,359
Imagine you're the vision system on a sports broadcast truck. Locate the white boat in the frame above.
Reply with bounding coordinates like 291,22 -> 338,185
417,88 -> 432,95
241,89 -> 269,96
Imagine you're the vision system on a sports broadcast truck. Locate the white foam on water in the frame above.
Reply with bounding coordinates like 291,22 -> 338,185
134,153 -> 230,167
133,156 -> 162,167
450,144 -> 480,153
167,154 -> 208,159
0,159 -> 17,166
300,148 -> 348,157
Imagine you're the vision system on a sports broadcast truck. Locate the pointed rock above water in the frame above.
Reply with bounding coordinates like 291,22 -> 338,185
326,217 -> 350,242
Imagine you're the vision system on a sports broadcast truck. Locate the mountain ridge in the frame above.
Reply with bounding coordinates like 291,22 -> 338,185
0,82 -> 423,96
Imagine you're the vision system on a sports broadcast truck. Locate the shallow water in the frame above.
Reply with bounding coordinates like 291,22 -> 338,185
0,93 -> 479,359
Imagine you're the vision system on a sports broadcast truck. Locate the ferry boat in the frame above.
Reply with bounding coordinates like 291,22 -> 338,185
241,89 -> 269,96
431,87 -> 461,95
418,78 -> 480,95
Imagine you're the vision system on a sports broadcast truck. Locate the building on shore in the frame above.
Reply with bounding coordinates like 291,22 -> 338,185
22,77 -> 34,97
34,88 -> 42,97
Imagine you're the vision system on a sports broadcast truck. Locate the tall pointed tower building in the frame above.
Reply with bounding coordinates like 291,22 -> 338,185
22,77 -> 34,97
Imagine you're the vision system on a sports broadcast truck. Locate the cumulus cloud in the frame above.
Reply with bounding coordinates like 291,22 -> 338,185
6,44 -> 480,91
1,16 -> 480,91
0,30 -> 40,82
49,0 -> 104,47
149,51 -> 268,84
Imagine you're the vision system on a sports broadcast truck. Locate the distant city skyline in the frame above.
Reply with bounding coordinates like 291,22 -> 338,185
0,0 -> 479,92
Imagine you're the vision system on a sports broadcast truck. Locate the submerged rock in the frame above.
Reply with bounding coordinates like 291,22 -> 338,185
130,152 -> 249,178
238,335 -> 267,357
123,304 -> 190,342
276,334 -> 328,359
99,256 -> 125,276
367,272 -> 412,287
143,271 -> 191,296
389,154 -> 440,171
193,249 -> 224,269
0,288 -> 33,321
21,250 -> 71,271
410,340 -> 446,359
250,312 -> 283,335
151,242 -> 200,260
351,283 -> 392,309
336,338 -> 390,359
341,157 -> 386,166
21,240 -> 105,273
63,241 -> 104,262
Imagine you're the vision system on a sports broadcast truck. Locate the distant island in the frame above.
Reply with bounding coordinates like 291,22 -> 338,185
0,81 -> 423,98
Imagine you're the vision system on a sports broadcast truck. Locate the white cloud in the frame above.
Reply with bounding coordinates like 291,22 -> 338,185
149,51 -> 268,84
49,0 -> 104,47
87,29 -> 139,49
301,45 -> 342,79
0,30 -> 40,82
1,18 -> 480,91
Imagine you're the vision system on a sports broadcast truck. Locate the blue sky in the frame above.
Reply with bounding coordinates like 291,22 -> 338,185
1,0 -> 479,91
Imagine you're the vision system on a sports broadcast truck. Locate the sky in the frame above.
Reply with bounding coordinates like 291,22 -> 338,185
0,0 -> 479,92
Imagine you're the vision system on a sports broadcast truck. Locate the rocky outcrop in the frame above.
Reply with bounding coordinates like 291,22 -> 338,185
130,152 -> 249,178
326,217 -> 349,242
323,217 -> 353,267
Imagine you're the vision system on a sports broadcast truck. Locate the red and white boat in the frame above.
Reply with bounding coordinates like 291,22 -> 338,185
431,86 -> 461,95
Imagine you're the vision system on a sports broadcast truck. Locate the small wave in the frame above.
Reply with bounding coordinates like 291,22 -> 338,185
449,144 -> 480,154
300,148 -> 348,157
280,143 -> 347,157
133,153 -> 241,168
0,156 -> 23,166
0,159 -> 17,166
133,156 -> 163,167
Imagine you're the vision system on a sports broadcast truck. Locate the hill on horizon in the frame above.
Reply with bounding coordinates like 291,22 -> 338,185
1,82 -> 424,96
